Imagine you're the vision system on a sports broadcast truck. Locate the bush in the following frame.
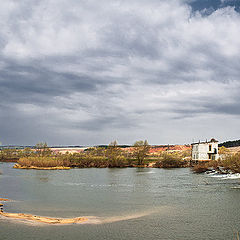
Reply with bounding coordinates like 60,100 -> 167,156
154,153 -> 186,168
221,153 -> 240,173
192,163 -> 209,173
0,149 -> 20,162
18,157 -> 71,167
191,160 -> 221,173
108,156 -> 127,168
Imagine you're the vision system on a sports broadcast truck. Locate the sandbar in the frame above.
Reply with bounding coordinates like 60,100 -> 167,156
0,198 -> 10,201
0,197 -> 87,225
13,164 -> 70,170
0,211 -> 88,224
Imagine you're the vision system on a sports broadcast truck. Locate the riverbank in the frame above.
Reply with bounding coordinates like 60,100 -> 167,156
12,153 -> 190,170
12,162 -> 191,170
13,163 -> 156,170
0,144 -> 191,169
192,153 -> 240,174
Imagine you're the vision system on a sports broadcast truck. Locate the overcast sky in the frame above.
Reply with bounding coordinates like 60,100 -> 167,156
0,0 -> 240,146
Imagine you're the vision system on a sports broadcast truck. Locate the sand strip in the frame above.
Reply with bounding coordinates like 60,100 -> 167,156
0,198 -> 10,201
0,197 -> 167,225
0,211 -> 88,225
0,197 -> 87,225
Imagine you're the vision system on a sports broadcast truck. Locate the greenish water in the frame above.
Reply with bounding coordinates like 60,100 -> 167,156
0,162 -> 240,240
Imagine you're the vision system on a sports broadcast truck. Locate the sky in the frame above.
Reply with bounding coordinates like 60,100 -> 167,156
0,0 -> 240,146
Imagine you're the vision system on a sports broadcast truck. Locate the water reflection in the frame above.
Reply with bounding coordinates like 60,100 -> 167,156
135,168 -> 153,173
34,171 -> 50,183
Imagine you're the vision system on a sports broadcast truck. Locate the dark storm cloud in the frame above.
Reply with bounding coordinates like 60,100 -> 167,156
0,61 -> 102,105
1,0 -> 240,145
205,102 -> 240,115
73,115 -> 137,131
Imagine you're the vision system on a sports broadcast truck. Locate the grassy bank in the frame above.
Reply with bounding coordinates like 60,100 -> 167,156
17,157 -> 71,168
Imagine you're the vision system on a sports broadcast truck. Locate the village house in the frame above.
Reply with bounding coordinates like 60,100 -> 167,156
191,138 -> 219,161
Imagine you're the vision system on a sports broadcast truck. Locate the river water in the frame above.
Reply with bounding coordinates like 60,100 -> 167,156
0,162 -> 240,240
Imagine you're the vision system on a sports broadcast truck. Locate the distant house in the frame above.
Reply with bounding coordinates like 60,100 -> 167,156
191,138 -> 219,161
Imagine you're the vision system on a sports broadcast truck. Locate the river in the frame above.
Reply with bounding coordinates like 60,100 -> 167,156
0,162 -> 240,239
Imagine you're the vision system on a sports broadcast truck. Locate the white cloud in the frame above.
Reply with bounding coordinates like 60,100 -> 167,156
0,0 -> 240,144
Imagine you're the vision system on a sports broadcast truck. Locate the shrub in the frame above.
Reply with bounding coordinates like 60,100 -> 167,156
154,153 -> 186,168
18,157 -> 71,168
221,153 -> 240,173
192,163 -> 209,173
108,156 -> 127,168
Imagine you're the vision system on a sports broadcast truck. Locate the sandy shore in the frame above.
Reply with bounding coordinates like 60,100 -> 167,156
0,210 -> 157,225
0,197 -> 87,225
13,164 -> 71,170
0,198 -> 10,202
0,196 -> 164,225
0,211 -> 88,224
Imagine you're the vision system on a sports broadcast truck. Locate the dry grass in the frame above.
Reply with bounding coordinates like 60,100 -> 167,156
192,163 -> 209,173
18,157 -> 71,168
221,153 -> 240,173
154,153 -> 187,168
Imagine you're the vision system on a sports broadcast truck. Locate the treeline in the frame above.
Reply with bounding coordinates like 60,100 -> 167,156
0,148 -> 25,162
219,139 -> 240,148
1,141 -> 191,169
0,142 -> 52,162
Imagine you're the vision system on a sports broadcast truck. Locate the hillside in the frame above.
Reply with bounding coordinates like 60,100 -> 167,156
219,139 -> 240,148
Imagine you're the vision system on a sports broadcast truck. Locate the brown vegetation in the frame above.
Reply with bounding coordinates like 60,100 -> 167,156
221,152 -> 240,173
0,141 -> 192,169
17,156 -> 71,168
192,163 -> 210,173
133,140 -> 150,166
192,153 -> 240,174
0,148 -> 20,162
13,164 -> 70,170
154,152 -> 188,168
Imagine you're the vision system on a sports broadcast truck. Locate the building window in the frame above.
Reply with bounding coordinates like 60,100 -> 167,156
209,145 -> 212,151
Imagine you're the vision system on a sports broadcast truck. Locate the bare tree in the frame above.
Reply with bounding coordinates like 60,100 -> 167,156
35,142 -> 52,157
106,140 -> 123,167
133,140 -> 150,166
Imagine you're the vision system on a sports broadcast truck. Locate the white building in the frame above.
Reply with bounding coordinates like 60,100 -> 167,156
192,138 -> 219,161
